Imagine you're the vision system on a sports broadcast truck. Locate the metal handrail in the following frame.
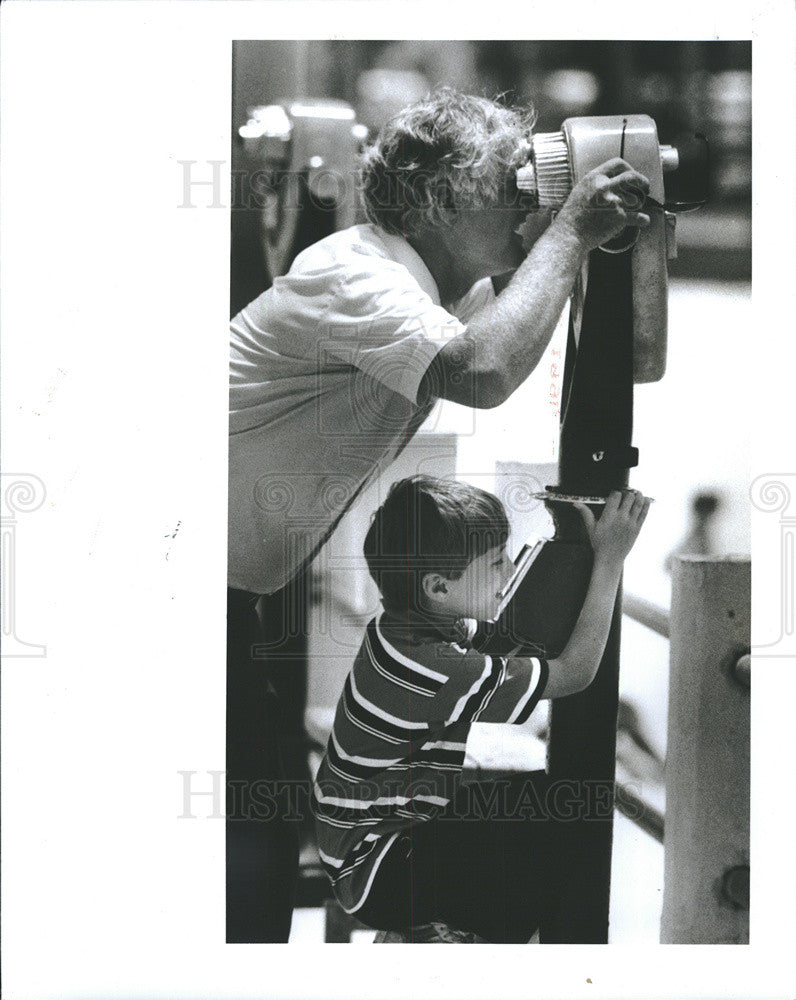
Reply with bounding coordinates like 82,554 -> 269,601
622,591 -> 670,638
616,591 -> 669,843
615,782 -> 664,843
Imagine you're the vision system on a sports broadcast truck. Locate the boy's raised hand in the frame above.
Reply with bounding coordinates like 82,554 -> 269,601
574,489 -> 651,565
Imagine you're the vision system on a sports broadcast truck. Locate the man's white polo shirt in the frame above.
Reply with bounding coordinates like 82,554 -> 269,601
229,223 -> 494,594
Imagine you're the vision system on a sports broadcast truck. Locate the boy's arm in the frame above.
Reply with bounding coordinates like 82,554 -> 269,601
418,492 -> 648,726
540,559 -> 622,699
470,558 -> 622,722
541,490 -> 651,700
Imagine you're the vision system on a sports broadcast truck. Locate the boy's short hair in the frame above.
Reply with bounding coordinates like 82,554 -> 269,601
364,475 -> 510,613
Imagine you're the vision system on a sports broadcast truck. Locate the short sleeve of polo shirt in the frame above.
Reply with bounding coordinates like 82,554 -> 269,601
268,242 -> 466,406
417,643 -> 549,727
319,267 -> 465,404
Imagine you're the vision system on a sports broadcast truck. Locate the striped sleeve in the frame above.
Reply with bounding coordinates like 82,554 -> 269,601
472,656 -> 549,725
412,641 -> 547,728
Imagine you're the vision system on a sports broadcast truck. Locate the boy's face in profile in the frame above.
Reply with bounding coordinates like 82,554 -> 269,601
423,545 -> 515,623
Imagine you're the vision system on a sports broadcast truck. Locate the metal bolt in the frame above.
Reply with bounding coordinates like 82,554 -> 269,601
732,653 -> 751,689
721,865 -> 750,909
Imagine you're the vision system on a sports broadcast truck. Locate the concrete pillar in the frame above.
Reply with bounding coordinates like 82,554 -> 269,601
661,555 -> 750,943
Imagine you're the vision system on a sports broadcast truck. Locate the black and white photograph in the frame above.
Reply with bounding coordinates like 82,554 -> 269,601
227,38 -> 751,949
1,3 -> 794,999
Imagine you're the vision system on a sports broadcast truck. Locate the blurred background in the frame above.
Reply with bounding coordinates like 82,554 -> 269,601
233,39 -> 751,287
229,40 -> 751,943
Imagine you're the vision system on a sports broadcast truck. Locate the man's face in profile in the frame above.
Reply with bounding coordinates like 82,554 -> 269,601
450,177 -> 552,278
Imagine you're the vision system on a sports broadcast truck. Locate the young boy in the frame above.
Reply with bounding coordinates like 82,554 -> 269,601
313,475 -> 650,943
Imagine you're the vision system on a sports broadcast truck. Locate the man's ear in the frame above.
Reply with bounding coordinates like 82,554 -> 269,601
421,572 -> 449,606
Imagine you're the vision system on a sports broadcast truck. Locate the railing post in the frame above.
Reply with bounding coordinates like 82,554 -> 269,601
661,555 -> 751,943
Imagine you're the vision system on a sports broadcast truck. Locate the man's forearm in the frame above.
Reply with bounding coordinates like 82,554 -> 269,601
424,158 -> 651,409
432,219 -> 585,408
473,218 -> 583,383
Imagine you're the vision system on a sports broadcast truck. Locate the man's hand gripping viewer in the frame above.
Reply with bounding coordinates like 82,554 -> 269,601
515,115 -> 707,383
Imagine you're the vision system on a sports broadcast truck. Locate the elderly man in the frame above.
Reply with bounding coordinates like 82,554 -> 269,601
227,88 -> 649,942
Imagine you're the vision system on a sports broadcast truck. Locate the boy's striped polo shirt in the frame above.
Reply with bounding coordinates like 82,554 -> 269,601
312,610 -> 549,913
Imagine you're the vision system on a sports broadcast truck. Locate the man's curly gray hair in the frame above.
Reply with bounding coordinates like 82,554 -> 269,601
360,88 -> 536,239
